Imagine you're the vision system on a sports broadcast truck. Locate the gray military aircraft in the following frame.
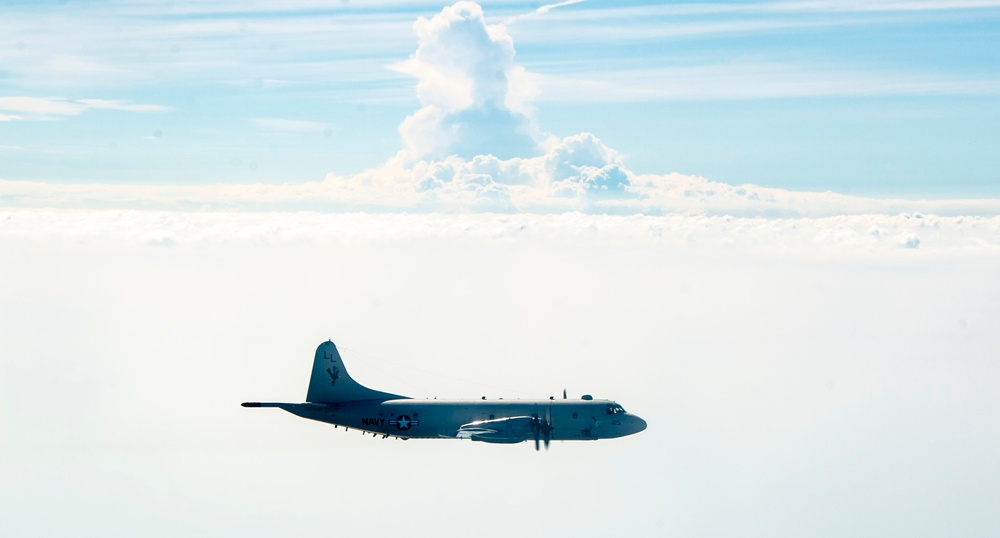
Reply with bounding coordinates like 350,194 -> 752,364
242,340 -> 646,450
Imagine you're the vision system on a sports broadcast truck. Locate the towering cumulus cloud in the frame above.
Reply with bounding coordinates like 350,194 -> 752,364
393,2 -> 539,161
337,2 -> 633,212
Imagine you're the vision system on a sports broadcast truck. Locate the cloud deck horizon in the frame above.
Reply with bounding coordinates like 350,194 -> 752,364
4,209 -> 1000,254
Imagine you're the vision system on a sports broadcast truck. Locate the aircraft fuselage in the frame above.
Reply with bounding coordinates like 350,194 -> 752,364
266,398 -> 646,441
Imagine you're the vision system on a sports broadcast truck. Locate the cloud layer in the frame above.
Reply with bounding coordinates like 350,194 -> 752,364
3,206 -> 1000,537
3,209 -> 1000,254
4,160 -> 1000,218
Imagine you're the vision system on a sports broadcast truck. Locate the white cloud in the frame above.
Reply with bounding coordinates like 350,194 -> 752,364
389,1 -> 540,161
76,99 -> 171,114
0,3 -> 417,93
898,232 -> 921,249
0,96 -> 87,116
17,129 -> 1000,219
1,209 -> 998,256
4,206 -> 999,536
13,203 -> 1000,538
0,96 -> 169,121
4,136 -> 1000,217
503,0 -> 586,25
3,0 -> 995,105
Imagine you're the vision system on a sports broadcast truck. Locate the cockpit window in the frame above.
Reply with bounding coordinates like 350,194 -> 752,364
606,404 -> 626,415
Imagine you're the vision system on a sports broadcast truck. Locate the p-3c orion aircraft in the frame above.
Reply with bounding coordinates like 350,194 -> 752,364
242,340 -> 647,450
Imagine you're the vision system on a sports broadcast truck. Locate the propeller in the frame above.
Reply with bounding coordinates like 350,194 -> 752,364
543,404 -> 553,450
530,406 -> 555,451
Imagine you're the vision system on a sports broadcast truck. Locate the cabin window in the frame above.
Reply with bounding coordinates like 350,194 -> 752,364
571,412 -> 578,419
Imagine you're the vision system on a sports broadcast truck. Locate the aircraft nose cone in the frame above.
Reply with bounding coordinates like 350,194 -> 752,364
628,414 -> 647,435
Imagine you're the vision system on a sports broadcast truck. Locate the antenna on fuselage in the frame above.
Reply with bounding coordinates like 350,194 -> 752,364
563,389 -> 567,399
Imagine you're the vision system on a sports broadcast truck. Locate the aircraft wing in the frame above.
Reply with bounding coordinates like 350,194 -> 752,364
456,416 -> 536,444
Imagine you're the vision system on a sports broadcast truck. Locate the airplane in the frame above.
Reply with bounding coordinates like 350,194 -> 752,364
242,340 -> 647,450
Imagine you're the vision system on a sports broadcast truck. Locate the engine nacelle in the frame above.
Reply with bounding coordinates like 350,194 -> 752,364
456,416 -> 535,444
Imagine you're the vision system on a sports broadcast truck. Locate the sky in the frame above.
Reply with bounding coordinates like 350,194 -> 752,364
1,0 -> 999,200
2,1 -> 1000,537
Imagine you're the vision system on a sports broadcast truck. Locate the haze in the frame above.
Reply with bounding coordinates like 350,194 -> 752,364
2,1 -> 999,536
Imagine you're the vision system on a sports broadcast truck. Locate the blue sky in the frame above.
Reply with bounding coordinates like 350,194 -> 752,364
2,0 -> 998,201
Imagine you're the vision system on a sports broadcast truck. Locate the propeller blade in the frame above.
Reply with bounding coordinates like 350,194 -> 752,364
543,405 -> 553,450
531,413 -> 541,451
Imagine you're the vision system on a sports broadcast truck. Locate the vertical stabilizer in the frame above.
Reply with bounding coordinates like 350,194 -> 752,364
306,341 -> 408,403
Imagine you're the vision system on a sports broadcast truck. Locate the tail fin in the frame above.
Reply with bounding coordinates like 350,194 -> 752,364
306,341 -> 408,403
